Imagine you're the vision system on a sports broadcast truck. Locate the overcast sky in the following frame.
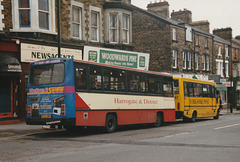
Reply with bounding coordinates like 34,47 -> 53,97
131,0 -> 240,37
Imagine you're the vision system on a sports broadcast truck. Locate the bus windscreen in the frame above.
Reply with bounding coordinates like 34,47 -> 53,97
30,63 -> 65,85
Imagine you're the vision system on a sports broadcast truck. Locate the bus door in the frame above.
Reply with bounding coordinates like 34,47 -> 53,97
211,86 -> 217,111
183,82 -> 190,111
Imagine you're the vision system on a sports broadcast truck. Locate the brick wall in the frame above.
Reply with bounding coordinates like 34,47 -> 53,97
132,9 -> 172,72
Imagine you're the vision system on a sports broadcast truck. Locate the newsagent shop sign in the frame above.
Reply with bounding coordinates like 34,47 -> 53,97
21,43 -> 82,62
83,46 -> 150,70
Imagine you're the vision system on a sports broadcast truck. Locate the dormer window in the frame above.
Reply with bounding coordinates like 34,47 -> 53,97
186,26 -> 192,42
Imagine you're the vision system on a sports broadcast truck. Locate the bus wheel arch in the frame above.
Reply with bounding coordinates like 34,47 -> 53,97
105,113 -> 117,133
154,111 -> 164,127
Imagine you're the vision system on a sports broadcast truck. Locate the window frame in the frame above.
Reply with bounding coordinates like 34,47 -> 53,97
172,49 -> 178,69
109,12 -> 119,43
105,8 -> 132,45
89,5 -> 102,42
71,0 -> 85,40
122,13 -> 130,44
173,28 -> 177,41
12,0 -> 56,34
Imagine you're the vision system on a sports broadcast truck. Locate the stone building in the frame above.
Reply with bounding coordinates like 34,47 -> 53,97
132,1 -> 215,79
0,0 -> 136,122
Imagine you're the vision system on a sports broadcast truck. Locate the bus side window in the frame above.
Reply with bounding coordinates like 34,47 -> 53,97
184,82 -> 188,97
173,80 -> 179,94
75,66 -> 87,90
202,84 -> 210,97
103,68 -> 126,92
163,81 -> 173,96
89,66 -> 102,90
128,72 -> 139,92
188,83 -> 194,97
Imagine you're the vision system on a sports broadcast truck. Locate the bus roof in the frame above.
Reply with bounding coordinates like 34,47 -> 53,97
173,77 -> 216,85
74,59 -> 173,77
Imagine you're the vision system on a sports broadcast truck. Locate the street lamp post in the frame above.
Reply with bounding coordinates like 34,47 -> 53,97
57,0 -> 61,58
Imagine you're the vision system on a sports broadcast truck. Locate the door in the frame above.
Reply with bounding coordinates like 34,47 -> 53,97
0,77 -> 12,118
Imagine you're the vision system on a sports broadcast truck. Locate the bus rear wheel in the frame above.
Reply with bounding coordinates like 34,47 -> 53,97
154,113 -> 163,127
105,114 -> 117,133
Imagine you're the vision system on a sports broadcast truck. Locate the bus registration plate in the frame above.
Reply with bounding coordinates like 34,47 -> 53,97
41,115 -> 51,118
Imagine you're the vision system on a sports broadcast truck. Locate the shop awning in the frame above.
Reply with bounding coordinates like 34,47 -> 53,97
216,83 -> 227,92
0,55 -> 22,75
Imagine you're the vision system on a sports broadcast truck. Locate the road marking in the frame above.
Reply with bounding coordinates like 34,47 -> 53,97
215,123 -> 240,130
164,131 -> 198,138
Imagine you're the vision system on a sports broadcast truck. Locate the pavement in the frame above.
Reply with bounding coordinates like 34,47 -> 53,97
0,109 -> 239,139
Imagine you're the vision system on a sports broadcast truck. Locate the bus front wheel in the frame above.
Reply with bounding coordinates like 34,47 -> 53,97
190,111 -> 197,122
105,114 -> 117,133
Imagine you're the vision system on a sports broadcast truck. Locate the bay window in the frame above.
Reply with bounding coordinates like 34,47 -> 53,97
12,0 -> 55,33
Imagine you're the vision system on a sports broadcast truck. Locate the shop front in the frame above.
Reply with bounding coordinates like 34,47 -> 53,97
0,40 -> 22,123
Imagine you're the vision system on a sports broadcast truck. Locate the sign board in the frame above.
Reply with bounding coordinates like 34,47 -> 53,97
222,81 -> 232,87
21,43 -> 82,62
173,74 -> 209,81
83,46 -> 150,70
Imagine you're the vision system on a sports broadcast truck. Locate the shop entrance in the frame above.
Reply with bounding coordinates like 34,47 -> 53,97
0,77 -> 12,118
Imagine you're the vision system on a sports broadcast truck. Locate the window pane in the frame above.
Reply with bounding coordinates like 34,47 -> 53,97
89,66 -> 102,90
30,63 -> 64,85
91,12 -> 97,26
75,65 -> 87,90
73,24 -> 80,37
19,10 -> 30,27
91,28 -> 97,41
123,14 -> 128,29
72,7 -> 80,22
38,0 -> 49,11
91,11 -> 98,41
39,12 -> 49,29
19,0 -> 30,8
110,14 -> 117,28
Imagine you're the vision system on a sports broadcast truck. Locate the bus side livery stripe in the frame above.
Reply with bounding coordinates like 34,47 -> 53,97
27,86 -> 75,95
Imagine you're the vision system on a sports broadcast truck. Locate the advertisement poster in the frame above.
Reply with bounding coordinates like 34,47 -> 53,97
83,46 -> 150,70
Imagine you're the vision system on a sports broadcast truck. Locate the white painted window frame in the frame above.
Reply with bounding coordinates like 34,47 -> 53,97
89,5 -> 102,42
172,50 -> 177,69
70,0 -> 85,40
11,0 -> 56,34
173,28 -> 177,41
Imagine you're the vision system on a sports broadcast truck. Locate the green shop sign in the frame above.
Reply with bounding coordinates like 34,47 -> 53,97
100,50 -> 138,68
88,51 -> 98,62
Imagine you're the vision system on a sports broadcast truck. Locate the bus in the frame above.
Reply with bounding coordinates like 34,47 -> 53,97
26,58 -> 175,132
173,77 -> 220,122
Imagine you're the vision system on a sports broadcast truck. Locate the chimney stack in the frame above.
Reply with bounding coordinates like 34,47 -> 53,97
171,9 -> 192,24
235,35 -> 240,40
192,20 -> 210,33
147,0 -> 170,17
213,27 -> 232,41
